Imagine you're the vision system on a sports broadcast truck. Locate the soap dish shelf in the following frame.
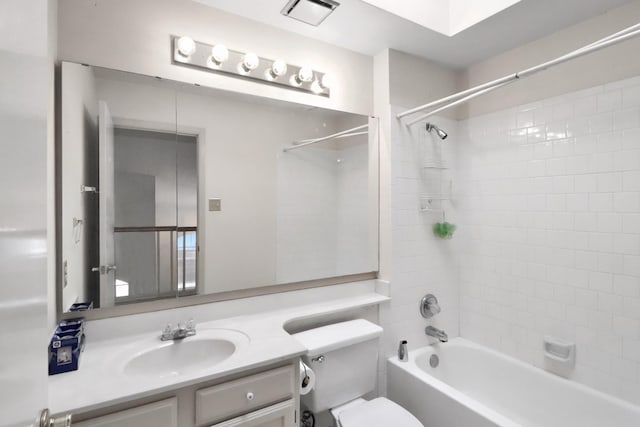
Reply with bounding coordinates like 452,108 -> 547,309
422,163 -> 449,170
419,194 -> 450,213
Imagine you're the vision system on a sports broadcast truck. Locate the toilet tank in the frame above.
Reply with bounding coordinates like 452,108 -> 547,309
294,319 -> 383,413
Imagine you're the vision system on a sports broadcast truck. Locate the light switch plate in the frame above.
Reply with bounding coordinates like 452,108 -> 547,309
209,198 -> 222,212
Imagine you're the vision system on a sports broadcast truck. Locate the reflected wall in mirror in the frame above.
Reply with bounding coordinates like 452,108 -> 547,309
59,62 -> 378,316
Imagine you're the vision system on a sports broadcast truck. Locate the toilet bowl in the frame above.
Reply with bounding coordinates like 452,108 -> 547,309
331,397 -> 423,427
293,319 -> 425,427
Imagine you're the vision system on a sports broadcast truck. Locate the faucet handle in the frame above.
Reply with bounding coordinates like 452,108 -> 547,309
186,318 -> 196,331
420,294 -> 441,318
161,323 -> 173,340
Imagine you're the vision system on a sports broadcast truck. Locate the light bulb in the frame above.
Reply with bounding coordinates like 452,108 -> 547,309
265,60 -> 288,80
320,73 -> 332,89
311,80 -> 324,94
211,44 -> 229,65
238,52 -> 259,74
176,36 -> 196,57
290,66 -> 314,86
298,66 -> 314,83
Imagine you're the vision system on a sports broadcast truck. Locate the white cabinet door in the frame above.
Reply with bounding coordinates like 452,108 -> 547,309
73,398 -> 178,427
0,1 -> 51,425
208,399 -> 295,427
196,365 -> 295,426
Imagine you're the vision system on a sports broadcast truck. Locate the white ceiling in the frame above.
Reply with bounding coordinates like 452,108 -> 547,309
193,0 -> 634,68
359,0 -> 522,37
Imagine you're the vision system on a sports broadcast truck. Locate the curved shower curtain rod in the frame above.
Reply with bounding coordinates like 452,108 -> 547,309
397,21 -> 640,125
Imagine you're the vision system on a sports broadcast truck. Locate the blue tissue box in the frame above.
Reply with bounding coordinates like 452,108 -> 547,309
69,301 -> 93,312
48,319 -> 86,375
57,318 -> 85,332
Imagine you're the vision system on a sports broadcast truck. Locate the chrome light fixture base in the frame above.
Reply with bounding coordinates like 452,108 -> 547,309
172,36 -> 330,97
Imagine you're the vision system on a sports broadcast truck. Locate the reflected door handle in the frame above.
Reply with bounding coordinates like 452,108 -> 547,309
80,184 -> 98,194
91,265 -> 117,274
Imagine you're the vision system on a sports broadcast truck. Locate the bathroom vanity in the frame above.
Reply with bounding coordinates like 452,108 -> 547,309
72,363 -> 298,427
48,282 -> 389,426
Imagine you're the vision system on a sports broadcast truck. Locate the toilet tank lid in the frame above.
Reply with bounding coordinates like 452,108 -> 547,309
293,319 -> 383,355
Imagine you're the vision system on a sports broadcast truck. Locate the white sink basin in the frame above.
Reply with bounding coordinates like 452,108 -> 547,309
121,328 -> 249,378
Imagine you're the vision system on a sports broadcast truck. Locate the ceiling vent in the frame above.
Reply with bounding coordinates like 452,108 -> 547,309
281,0 -> 340,26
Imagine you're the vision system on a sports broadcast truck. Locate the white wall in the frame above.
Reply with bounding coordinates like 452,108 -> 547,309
335,142 -> 372,275
457,74 -> 640,405
0,0 -> 54,424
276,146 -> 340,284
47,0 -> 59,333
383,108 -> 460,355
460,0 -> 640,118
276,137 -> 371,283
113,130 -> 197,227
376,50 -> 461,395
57,0 -> 373,116
388,49 -> 462,119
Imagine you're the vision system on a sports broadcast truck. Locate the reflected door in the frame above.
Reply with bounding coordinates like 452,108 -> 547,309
98,101 -> 116,307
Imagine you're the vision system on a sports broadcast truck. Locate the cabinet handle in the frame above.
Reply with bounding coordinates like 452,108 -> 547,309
246,392 -> 254,401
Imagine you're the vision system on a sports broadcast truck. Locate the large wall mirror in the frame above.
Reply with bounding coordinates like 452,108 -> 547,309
58,62 -> 378,317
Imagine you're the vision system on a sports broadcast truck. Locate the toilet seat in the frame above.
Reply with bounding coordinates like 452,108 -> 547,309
337,397 -> 423,427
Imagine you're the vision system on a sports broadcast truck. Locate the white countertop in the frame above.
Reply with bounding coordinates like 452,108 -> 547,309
48,291 -> 389,415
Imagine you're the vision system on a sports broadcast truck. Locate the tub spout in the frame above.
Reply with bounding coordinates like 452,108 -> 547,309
425,326 -> 448,343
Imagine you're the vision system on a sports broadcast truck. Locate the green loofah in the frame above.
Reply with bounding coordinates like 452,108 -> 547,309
433,221 -> 457,239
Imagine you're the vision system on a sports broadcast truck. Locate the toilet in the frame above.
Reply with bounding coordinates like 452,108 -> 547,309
294,319 -> 424,427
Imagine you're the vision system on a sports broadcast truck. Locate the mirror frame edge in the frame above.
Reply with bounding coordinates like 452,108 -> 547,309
58,272 -> 378,321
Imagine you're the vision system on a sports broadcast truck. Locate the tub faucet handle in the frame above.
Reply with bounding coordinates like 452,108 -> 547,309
420,294 -> 441,318
398,340 -> 408,362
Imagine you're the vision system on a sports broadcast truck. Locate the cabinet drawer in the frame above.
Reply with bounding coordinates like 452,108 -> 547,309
196,365 -> 295,426
208,399 -> 295,427
73,397 -> 178,427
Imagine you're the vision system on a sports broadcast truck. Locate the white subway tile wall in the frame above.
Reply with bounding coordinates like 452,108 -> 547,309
378,108 -> 460,396
457,75 -> 640,405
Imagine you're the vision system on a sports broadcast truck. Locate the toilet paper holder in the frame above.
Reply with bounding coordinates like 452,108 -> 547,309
299,360 -> 316,396
301,363 -> 310,387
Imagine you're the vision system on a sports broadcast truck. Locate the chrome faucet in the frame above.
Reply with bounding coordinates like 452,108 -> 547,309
425,326 -> 448,343
161,319 -> 196,341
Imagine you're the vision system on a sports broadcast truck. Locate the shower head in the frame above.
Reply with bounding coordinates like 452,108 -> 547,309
426,123 -> 448,140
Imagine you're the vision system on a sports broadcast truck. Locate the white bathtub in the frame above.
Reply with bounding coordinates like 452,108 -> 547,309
387,338 -> 640,427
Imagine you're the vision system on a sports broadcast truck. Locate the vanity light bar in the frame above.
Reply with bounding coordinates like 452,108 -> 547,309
172,36 -> 331,97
